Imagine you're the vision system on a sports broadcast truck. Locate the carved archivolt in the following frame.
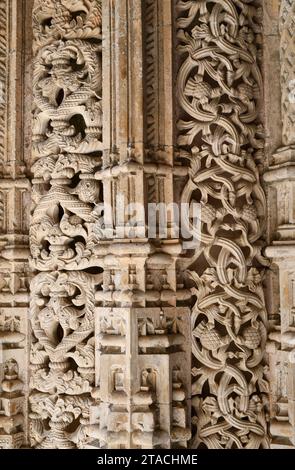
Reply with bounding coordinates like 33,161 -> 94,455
29,0 -> 103,449
176,0 -> 269,448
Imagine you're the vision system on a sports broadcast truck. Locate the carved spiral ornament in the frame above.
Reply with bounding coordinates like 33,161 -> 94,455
176,0 -> 269,448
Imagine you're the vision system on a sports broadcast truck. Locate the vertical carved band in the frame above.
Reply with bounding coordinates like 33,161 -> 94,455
280,0 -> 295,146
0,0 -> 6,168
0,0 -> 30,449
176,0 -> 269,448
30,0 -> 103,448
263,0 -> 295,449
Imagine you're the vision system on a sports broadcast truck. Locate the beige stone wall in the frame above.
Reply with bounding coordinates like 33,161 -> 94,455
0,0 -> 294,450
0,0 -> 32,448
264,0 -> 295,449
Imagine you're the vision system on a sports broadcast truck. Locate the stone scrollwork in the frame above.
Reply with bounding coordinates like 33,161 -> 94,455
176,0 -> 269,448
31,0 -> 104,272
30,153 -> 103,270
32,0 -> 102,46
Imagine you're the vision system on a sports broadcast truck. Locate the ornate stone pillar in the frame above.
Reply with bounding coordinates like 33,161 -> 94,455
0,0 -> 32,449
176,0 -> 270,448
91,0 -> 191,449
29,0 -> 103,448
264,0 -> 295,449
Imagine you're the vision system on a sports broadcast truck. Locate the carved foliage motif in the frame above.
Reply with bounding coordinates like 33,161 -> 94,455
30,0 -> 102,448
31,0 -> 103,271
176,0 -> 269,448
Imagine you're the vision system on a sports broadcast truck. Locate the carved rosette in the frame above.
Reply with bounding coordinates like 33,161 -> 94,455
29,0 -> 103,449
176,0 -> 269,448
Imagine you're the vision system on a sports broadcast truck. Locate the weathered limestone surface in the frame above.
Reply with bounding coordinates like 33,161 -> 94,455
29,0 -> 103,449
264,0 -> 295,449
0,0 -> 32,449
0,0 -> 294,450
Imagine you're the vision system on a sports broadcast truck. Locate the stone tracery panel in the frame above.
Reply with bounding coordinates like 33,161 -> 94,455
176,0 -> 269,448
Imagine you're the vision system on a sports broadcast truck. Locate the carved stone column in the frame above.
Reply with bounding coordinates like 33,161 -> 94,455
0,0 -> 32,449
29,0 -> 103,449
176,0 -> 270,448
91,0 -> 191,449
264,0 -> 295,449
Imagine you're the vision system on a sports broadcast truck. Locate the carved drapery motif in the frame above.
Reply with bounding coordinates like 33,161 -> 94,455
176,0 -> 269,448
30,0 -> 103,449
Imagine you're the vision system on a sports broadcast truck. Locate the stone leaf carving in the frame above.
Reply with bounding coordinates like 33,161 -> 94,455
176,0 -> 269,449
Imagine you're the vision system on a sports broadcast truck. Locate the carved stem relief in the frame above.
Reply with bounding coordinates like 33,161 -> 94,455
176,0 -> 269,448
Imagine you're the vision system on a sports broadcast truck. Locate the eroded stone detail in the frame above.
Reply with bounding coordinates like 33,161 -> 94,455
0,358 -> 25,449
176,0 -> 269,448
92,0 -> 191,449
1,0 -> 294,451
